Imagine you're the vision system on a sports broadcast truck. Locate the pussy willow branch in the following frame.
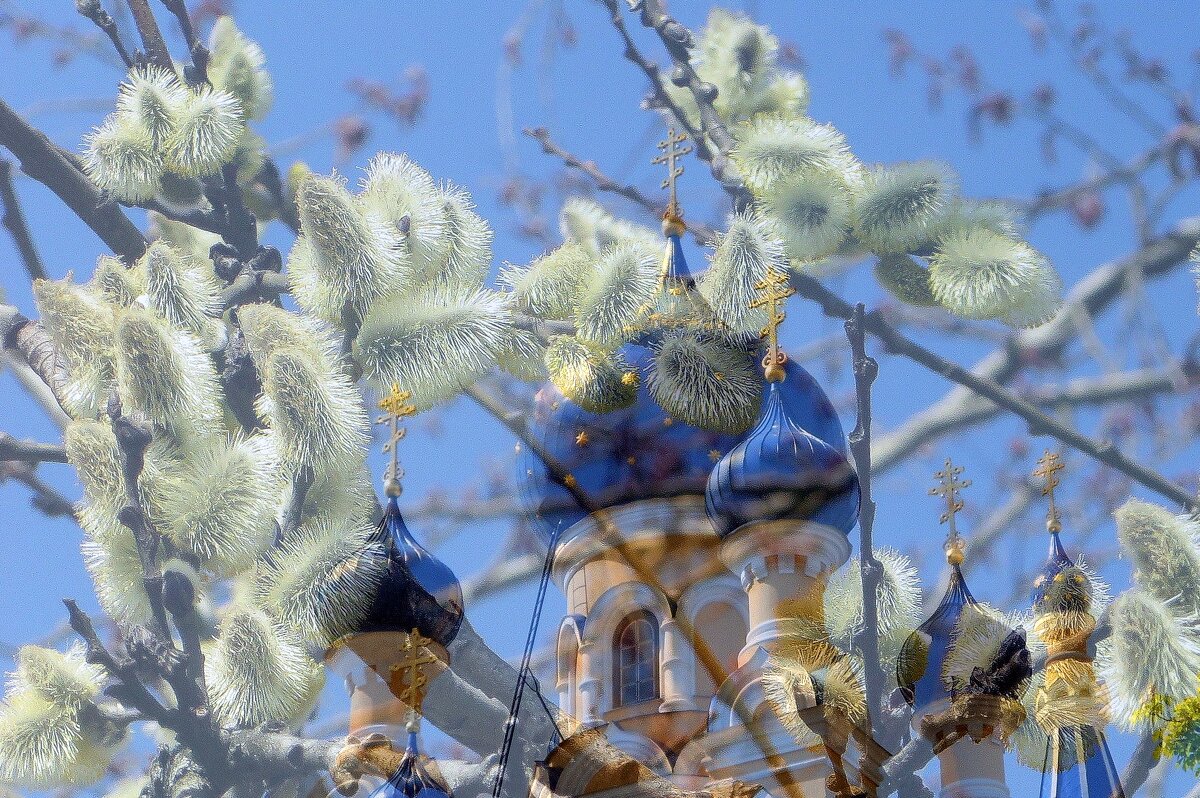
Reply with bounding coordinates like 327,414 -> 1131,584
126,0 -> 175,74
0,100 -> 146,261
74,0 -> 134,69
0,432 -> 67,464
845,304 -> 887,742
871,218 -> 1200,478
0,158 -> 45,280
525,82 -> 1199,509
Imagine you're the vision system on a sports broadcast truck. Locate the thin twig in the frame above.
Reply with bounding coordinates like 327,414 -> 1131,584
75,0 -> 134,68
0,432 -> 67,464
126,0 -> 175,73
0,158 -> 45,280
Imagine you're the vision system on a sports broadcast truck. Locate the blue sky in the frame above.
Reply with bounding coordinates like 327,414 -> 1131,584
2,0 -> 1199,793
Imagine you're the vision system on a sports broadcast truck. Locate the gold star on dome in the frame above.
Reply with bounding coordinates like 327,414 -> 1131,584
575,430 -> 590,447
708,449 -> 722,462
621,371 -> 640,387
563,474 -> 578,488
626,456 -> 637,466
663,417 -> 674,427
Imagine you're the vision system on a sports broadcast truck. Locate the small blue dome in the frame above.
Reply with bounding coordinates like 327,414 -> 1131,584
517,346 -> 848,541
897,564 -> 977,711
704,380 -> 859,539
359,498 -> 464,646
368,732 -> 452,798
1032,531 -> 1092,616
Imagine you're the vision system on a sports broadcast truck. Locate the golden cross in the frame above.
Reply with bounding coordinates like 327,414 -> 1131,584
1033,450 -> 1065,533
749,265 -> 795,380
388,627 -> 438,723
930,457 -> 971,557
652,128 -> 691,219
376,383 -> 416,496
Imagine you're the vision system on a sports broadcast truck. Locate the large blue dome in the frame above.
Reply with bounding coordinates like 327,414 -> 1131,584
704,379 -> 860,539
517,344 -> 848,541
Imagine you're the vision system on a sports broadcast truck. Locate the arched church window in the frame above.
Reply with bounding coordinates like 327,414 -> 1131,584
614,611 -> 658,705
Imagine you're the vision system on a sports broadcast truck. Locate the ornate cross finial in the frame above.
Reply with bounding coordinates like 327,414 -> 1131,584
652,127 -> 691,222
749,264 -> 795,382
930,457 -> 971,564
388,627 -> 438,732
376,383 -> 416,497
1033,449 -> 1065,533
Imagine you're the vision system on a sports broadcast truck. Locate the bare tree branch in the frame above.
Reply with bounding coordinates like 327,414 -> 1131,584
0,432 -> 67,464
0,100 -> 146,261
0,158 -> 45,280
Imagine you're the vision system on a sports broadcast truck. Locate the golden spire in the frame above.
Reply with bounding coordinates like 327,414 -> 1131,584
376,382 -> 416,497
749,264 -> 795,382
388,627 -> 438,732
1033,449 -> 1065,533
930,457 -> 971,565
652,127 -> 691,232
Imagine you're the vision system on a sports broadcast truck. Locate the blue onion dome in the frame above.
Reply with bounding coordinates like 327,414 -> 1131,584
704,377 -> 860,540
896,561 -> 978,711
368,732 -> 452,798
1032,530 -> 1093,617
517,344 -> 849,541
360,498 -> 464,646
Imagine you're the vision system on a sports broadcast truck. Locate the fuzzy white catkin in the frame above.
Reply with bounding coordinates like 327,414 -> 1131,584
114,65 -> 186,149
823,548 -> 921,644
158,434 -> 283,576
288,174 -> 409,323
114,308 -> 222,442
1115,499 -> 1200,617
500,241 -> 593,321
83,114 -> 163,203
32,278 -> 117,418
558,198 -> 658,258
254,517 -> 387,646
354,287 -> 514,409
207,16 -> 274,121
257,350 -> 369,472
11,646 -> 102,711
205,607 -> 324,727
0,690 -> 111,787
142,240 -> 222,345
763,170 -> 852,262
359,153 -> 449,287
700,212 -> 782,334
165,86 -> 244,177
647,332 -> 761,434
732,114 -> 854,196
236,302 -> 341,380
574,241 -> 659,347
495,325 -> 547,382
91,255 -> 145,309
1100,589 -> 1200,728
928,228 -> 1060,323
433,183 -> 493,291
854,162 -> 955,254
543,336 -> 637,413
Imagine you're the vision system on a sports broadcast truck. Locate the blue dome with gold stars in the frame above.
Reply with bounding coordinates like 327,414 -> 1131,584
518,343 -> 848,541
704,377 -> 859,539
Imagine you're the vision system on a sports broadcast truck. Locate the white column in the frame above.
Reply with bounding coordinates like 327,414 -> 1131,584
576,640 -> 603,725
658,618 -> 701,712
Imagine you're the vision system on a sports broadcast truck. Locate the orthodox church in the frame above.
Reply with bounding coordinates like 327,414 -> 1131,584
323,137 -> 1125,798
